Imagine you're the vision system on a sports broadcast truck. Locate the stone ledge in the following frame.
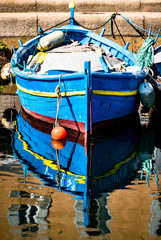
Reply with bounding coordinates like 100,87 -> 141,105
0,0 -> 161,13
36,0 -> 141,13
0,12 -> 161,38
0,13 -> 37,37
0,0 -> 36,12
141,0 -> 161,12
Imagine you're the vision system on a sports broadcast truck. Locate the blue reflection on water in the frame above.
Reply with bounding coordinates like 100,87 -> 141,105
11,109 -> 141,235
1,104 -> 161,238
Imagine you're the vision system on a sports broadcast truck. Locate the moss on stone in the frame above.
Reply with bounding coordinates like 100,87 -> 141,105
0,83 -> 17,95
0,41 -> 8,50
0,41 -> 11,59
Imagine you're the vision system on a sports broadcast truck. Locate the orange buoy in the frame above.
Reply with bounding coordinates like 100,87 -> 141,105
51,126 -> 67,140
51,139 -> 66,149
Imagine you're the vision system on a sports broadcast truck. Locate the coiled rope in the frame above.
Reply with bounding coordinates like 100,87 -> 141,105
135,37 -> 155,68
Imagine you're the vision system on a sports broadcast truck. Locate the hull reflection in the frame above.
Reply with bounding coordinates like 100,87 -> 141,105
12,108 -> 141,235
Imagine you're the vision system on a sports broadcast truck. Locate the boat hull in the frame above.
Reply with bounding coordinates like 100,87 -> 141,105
15,69 -> 144,133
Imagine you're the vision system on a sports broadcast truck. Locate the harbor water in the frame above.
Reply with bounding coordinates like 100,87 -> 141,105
0,94 -> 161,240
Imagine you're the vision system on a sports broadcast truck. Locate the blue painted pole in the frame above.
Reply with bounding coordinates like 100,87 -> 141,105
99,57 -> 109,72
83,153 -> 90,227
84,61 -> 91,143
12,46 -> 16,53
18,39 -> 23,47
148,27 -> 152,39
125,41 -> 130,49
83,182 -> 90,226
70,8 -> 74,25
69,2 -> 75,25
100,28 -> 106,37
95,48 -> 110,73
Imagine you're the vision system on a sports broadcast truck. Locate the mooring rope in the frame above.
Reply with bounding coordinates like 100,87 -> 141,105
118,13 -> 160,38
113,19 -> 126,45
42,18 -> 71,33
77,13 -> 116,32
56,149 -> 61,191
54,73 -> 65,127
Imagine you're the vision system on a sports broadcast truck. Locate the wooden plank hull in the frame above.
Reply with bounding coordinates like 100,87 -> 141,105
15,70 -> 144,133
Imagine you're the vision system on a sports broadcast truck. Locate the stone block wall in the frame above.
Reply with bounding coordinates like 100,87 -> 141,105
0,0 -> 161,52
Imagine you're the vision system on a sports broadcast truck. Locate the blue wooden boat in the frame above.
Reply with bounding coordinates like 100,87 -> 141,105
11,2 -> 146,139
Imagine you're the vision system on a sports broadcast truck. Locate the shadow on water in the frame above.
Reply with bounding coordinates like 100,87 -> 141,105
0,95 -> 161,239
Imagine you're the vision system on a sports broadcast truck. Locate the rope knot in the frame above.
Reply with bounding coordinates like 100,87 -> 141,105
110,13 -> 116,20
55,85 -> 61,96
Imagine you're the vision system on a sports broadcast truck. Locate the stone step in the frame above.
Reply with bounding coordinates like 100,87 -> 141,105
0,0 -> 161,13
0,1 -> 161,52
0,12 -> 160,37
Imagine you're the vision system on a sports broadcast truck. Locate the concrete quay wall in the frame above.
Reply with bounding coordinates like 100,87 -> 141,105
0,0 -> 161,52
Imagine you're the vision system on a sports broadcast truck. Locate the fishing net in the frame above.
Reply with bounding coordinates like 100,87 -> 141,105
135,37 -> 154,68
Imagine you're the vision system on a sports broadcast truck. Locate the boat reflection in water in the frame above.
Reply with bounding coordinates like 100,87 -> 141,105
12,108 -> 142,235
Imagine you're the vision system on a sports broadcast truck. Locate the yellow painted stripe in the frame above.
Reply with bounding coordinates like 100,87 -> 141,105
17,84 -> 137,97
93,151 -> 136,183
93,89 -> 138,96
16,126 -> 86,184
16,83 -> 85,97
